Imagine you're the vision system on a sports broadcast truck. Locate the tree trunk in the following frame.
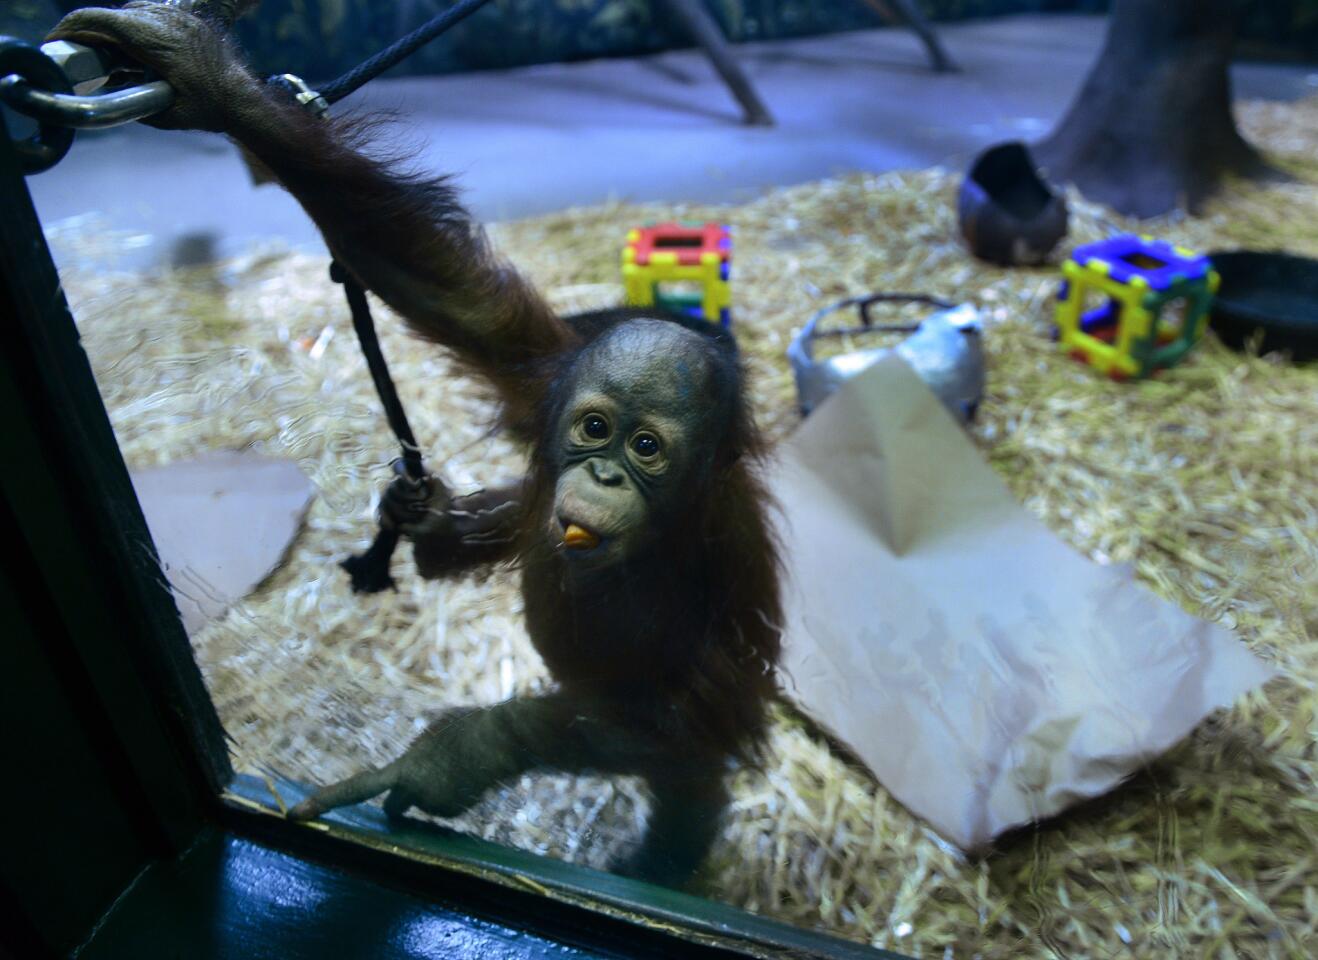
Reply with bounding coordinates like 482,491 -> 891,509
1035,0 -> 1272,218
658,0 -> 774,127
859,0 -> 958,73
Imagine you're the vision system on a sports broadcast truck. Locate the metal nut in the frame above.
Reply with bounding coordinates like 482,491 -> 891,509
40,40 -> 111,94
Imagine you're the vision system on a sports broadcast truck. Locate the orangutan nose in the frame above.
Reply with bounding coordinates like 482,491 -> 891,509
587,457 -> 624,487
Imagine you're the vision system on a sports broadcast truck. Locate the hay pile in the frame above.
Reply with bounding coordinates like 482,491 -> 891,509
53,95 -> 1317,958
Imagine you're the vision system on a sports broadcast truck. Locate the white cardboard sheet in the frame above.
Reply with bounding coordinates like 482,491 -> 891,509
769,353 -> 1274,851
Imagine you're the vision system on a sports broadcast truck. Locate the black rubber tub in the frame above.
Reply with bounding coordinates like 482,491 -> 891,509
958,142 -> 1068,267
1208,251 -> 1318,360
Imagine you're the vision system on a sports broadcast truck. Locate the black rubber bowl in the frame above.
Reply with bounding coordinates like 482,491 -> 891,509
1208,251 -> 1318,360
958,142 -> 1068,267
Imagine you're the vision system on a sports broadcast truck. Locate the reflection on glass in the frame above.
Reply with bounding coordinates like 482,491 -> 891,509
32,0 -> 1317,956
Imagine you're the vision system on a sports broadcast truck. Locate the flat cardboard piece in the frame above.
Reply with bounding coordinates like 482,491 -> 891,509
131,452 -> 313,635
769,353 -> 1273,851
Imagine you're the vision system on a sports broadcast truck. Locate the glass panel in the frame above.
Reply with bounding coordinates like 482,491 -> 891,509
26,4 -> 1316,958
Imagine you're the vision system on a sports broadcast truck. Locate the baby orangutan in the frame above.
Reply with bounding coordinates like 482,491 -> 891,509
53,1 -> 783,886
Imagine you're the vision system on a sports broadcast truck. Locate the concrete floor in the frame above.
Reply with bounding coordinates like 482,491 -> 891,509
26,14 -> 1318,270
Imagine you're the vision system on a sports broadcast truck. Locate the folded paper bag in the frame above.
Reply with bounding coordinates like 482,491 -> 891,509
768,352 -> 1274,851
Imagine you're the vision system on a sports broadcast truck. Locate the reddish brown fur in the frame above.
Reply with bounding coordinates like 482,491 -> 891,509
513,323 -> 783,761
232,107 -> 579,437
250,102 -> 785,762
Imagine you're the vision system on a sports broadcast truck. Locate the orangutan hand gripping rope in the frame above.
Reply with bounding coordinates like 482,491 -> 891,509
52,2 -> 784,886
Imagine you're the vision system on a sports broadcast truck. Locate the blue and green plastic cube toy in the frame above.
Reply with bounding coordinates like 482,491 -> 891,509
1055,235 -> 1219,380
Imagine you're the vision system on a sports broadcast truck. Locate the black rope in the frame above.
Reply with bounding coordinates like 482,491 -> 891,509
301,2 -> 495,590
331,262 -> 425,481
331,262 -> 426,593
318,0 -> 496,105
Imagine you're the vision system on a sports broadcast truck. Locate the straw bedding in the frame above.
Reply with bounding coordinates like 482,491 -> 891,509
52,95 -> 1317,958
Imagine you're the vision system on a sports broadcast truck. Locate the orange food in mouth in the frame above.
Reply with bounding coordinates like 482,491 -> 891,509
562,523 -> 600,550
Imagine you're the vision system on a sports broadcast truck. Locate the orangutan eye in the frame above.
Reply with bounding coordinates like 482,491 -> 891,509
582,413 -> 610,440
631,432 -> 660,459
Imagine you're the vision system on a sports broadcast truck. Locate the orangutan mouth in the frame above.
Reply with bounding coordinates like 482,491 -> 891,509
560,520 -> 602,551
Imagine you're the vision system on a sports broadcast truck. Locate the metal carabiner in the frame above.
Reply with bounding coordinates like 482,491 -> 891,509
0,37 -> 177,175
0,37 -> 75,175
0,76 -> 175,131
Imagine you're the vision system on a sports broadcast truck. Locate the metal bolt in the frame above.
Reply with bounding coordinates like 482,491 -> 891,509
40,40 -> 112,95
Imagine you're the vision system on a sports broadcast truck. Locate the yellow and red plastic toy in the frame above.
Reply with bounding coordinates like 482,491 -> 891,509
622,221 -> 732,327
